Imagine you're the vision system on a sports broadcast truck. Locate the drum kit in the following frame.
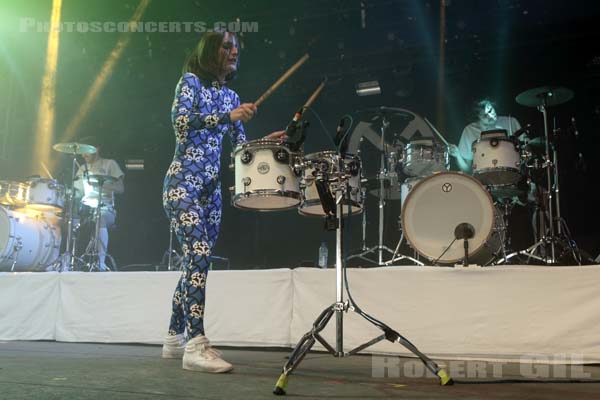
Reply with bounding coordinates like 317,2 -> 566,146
230,86 -> 587,267
0,141 -> 118,271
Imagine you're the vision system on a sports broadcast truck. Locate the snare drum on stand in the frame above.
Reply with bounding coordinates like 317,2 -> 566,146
231,139 -> 303,211
299,151 -> 363,217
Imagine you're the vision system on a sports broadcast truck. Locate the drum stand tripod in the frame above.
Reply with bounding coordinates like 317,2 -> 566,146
502,93 -> 584,265
81,177 -> 116,271
55,154 -> 84,271
348,116 -> 396,265
272,166 -> 452,396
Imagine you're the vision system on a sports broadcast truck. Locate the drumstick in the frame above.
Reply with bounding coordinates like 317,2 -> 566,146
423,117 -> 450,147
303,80 -> 326,109
254,53 -> 309,107
40,161 -> 55,180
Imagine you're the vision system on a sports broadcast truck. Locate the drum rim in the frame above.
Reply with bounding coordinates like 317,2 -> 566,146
298,198 -> 363,217
472,136 -> 518,149
401,171 -> 496,264
304,150 -> 358,160
472,166 -> 522,174
232,189 -> 301,211
233,139 -> 300,155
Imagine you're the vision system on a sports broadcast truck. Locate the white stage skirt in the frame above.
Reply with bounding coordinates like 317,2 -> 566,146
1,266 -> 599,362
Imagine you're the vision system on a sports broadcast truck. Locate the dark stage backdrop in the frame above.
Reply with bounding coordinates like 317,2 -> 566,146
1,0 -> 599,268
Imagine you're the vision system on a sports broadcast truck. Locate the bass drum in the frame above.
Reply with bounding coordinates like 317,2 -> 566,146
401,172 -> 502,265
0,207 -> 61,271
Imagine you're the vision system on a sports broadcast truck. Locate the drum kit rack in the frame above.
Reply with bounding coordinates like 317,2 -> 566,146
0,141 -> 118,272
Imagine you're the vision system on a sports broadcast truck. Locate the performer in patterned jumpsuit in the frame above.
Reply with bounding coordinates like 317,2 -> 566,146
161,31 -> 285,373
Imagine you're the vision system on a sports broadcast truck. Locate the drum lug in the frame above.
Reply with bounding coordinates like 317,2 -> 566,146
228,186 -> 235,194
241,151 -> 252,164
242,177 -> 251,187
274,149 -> 289,164
228,163 -> 235,171
277,175 -> 286,185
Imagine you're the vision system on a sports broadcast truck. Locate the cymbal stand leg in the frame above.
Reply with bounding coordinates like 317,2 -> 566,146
360,187 -> 367,251
539,103 -> 556,263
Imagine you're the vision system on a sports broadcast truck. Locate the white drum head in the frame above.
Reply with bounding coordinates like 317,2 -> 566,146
402,172 -> 495,264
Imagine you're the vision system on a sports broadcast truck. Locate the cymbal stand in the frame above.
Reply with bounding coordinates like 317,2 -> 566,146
272,160 -> 452,396
82,178 -> 114,271
347,116 -> 395,265
385,215 -> 423,265
56,155 -> 81,271
502,99 -> 584,264
385,232 -> 424,265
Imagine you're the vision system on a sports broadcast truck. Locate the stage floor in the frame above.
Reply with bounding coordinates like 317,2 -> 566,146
1,341 -> 599,399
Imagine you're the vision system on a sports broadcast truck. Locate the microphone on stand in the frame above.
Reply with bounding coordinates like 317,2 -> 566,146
285,107 -> 305,138
454,223 -> 475,266
285,106 -> 309,151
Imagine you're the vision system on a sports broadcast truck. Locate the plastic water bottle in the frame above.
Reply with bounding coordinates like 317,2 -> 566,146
318,242 -> 328,269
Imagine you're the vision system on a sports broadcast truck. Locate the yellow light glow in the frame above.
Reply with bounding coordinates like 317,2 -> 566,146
32,0 -> 62,176
59,0 -> 150,148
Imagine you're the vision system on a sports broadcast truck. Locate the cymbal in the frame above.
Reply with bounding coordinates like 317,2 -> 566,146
86,174 -> 117,185
53,142 -> 97,155
515,86 -> 574,108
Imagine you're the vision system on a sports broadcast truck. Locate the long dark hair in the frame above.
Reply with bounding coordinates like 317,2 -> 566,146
182,31 -> 238,82
471,98 -> 496,121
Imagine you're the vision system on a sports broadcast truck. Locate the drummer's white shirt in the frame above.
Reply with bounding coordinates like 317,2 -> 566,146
458,116 -> 521,161
75,158 -> 124,208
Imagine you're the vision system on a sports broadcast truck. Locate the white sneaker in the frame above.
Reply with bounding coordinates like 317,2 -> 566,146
182,335 -> 233,373
162,333 -> 186,359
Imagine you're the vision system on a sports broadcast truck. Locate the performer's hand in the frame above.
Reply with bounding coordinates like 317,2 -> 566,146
448,144 -> 460,158
264,130 -> 288,141
230,103 -> 257,123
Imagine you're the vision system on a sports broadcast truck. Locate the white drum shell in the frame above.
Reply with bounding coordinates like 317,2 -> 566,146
400,177 -> 423,207
25,179 -> 64,212
299,152 -> 363,217
232,140 -> 301,211
0,208 -> 61,270
472,138 -> 521,186
402,172 -> 502,265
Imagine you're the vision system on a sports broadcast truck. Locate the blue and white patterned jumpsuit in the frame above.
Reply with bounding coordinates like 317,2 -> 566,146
163,72 -> 246,339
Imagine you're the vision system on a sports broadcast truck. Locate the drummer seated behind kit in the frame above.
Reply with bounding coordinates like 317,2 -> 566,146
449,99 -> 522,173
74,138 -> 125,271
